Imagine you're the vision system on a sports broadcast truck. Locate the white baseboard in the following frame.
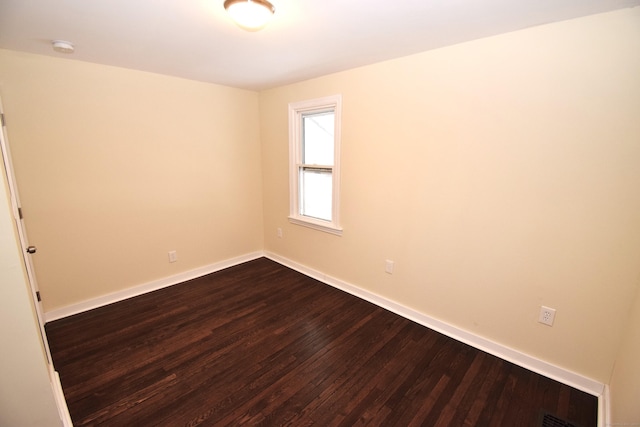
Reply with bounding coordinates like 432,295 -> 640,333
44,252 -> 264,322
264,251 -> 605,398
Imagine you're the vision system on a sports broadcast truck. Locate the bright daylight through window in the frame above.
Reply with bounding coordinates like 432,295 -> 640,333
288,95 -> 342,235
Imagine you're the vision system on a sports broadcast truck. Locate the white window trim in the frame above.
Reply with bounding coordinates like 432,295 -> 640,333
288,94 -> 343,236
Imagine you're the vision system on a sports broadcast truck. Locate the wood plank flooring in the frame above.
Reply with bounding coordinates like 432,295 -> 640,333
46,258 -> 597,426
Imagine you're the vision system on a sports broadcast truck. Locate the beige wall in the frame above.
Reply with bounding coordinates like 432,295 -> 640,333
0,147 -> 61,425
260,8 -> 640,384
609,286 -> 640,424
0,50 -> 264,311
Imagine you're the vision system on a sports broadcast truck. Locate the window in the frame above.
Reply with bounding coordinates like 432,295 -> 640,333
288,95 -> 342,235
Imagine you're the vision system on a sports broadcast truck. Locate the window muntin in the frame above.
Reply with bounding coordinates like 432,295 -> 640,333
288,95 -> 342,235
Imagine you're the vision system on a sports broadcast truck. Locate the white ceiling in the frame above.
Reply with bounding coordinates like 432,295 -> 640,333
0,0 -> 638,91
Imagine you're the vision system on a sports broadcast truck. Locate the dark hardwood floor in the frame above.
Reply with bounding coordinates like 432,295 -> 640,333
46,258 -> 597,426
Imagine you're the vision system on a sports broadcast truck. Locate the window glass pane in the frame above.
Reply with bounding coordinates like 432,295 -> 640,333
300,167 -> 332,221
302,111 -> 334,166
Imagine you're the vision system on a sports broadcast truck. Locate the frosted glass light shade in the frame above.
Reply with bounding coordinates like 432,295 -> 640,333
224,0 -> 275,31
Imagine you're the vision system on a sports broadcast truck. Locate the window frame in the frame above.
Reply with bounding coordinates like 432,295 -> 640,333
288,95 -> 343,236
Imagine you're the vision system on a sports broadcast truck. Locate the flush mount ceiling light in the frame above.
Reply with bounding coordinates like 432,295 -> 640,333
224,0 -> 275,31
52,40 -> 74,54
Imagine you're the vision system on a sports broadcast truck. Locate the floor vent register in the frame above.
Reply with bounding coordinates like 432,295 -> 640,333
540,411 -> 581,427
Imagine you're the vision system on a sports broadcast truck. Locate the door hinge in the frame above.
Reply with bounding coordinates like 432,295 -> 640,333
1,113 -> 5,127
18,207 -> 23,219
36,291 -> 42,302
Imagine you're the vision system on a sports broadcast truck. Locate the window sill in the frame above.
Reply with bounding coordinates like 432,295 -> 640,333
288,216 -> 343,236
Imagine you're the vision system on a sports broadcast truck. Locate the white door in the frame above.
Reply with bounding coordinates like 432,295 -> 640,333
0,107 -> 53,364
0,101 -> 53,363
0,98 -> 73,425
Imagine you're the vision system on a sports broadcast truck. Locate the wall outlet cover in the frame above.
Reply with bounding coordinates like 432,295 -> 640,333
538,306 -> 556,326
385,260 -> 394,274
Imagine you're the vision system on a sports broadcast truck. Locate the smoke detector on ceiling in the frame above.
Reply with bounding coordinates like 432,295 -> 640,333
51,40 -> 74,54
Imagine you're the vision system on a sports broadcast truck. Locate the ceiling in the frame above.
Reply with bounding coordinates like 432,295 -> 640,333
0,0 -> 638,91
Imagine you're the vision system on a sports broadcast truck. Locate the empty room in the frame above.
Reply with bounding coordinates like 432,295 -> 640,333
0,1 -> 639,426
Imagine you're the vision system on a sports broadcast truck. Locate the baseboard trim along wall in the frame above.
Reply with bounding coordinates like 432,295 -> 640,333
263,251 -> 606,400
44,250 -> 607,415
43,252 -> 264,323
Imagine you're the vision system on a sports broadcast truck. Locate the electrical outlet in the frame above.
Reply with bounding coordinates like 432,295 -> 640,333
538,306 -> 556,326
385,260 -> 394,274
277,227 -> 283,238
168,250 -> 177,263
